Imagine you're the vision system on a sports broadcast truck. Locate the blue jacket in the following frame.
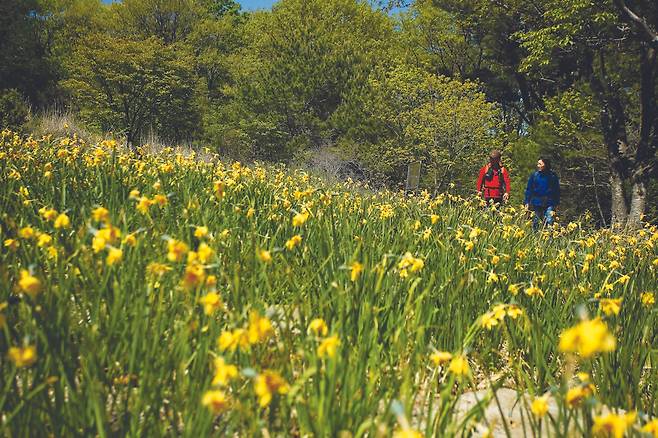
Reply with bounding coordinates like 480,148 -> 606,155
524,170 -> 560,207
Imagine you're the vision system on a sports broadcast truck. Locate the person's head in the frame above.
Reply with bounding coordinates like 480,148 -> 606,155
489,150 -> 502,166
537,157 -> 551,172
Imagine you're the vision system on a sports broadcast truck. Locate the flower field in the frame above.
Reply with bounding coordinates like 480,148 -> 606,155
1,129 -> 657,437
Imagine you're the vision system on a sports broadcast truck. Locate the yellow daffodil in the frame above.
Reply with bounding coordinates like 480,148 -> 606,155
448,355 -> 470,377
211,357 -> 238,386
641,292 -> 655,307
8,345 -> 37,367
247,312 -> 274,344
106,247 -> 123,266
199,292 -> 222,315
350,261 -> 363,282
194,226 -> 209,239
285,235 -> 302,250
201,390 -> 229,415
592,412 -> 636,438
430,351 -> 452,366
317,336 -> 340,358
18,270 -> 42,298
181,262 -> 205,290
254,370 -> 288,407
292,211 -> 309,227
559,318 -> 616,358
531,396 -> 549,418
167,239 -> 189,262
92,207 -> 110,222
600,298 -> 622,316
257,249 -> 272,264
54,213 -> 70,229
308,318 -> 328,336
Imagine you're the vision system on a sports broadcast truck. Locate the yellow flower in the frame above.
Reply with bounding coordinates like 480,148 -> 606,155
201,390 -> 229,415
257,249 -> 272,264
181,262 -> 205,290
247,312 -> 274,344
4,239 -> 19,250
430,214 -> 439,224
153,194 -> 168,207
350,261 -> 363,282
524,285 -> 544,298
317,336 -> 341,358
146,262 -> 172,277
37,233 -> 52,247
641,419 -> 658,437
641,292 -> 655,307
39,207 -> 58,221
18,270 -> 42,298
592,412 -> 636,438
92,207 -> 110,222
136,196 -> 153,214
565,385 -> 593,408
393,430 -> 423,438
194,226 -> 208,239
53,213 -> 70,229
8,345 -> 37,367
217,328 -> 249,352
430,351 -> 453,366
491,255 -> 500,265
487,272 -> 499,283
285,235 -> 302,250
106,247 -> 123,266
292,211 -> 309,227
254,370 -> 289,407
448,355 -> 470,377
600,298 -> 622,316
197,243 -> 214,263
559,318 -> 616,358
167,239 -> 189,262
123,233 -> 137,247
211,357 -> 238,386
213,180 -> 225,199
308,318 -> 328,336
531,396 -> 549,418
481,312 -> 499,330
199,292 -> 222,315
617,274 -> 630,285
19,227 -> 35,239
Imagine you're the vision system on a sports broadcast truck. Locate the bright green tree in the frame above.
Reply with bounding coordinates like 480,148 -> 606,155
220,0 -> 393,160
348,64 -> 501,192
62,34 -> 200,146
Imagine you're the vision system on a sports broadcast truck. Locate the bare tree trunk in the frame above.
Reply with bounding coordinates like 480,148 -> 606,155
609,171 -> 627,228
627,180 -> 646,229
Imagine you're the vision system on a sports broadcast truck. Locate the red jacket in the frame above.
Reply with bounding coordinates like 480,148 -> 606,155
477,163 -> 510,199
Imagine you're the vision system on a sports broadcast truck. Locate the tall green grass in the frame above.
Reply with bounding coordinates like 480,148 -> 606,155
1,130 -> 657,436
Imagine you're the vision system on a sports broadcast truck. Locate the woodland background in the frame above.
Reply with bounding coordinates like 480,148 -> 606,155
2,0 -> 657,226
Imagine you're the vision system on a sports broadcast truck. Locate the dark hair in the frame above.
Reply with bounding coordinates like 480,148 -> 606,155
489,150 -> 502,162
538,157 -> 551,171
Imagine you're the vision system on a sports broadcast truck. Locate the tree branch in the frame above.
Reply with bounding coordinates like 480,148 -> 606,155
613,0 -> 658,45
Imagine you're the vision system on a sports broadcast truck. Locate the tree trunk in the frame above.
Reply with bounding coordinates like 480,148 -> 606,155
627,180 -> 646,229
609,170 -> 628,228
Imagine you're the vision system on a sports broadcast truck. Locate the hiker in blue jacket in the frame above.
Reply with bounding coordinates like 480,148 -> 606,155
524,157 -> 560,229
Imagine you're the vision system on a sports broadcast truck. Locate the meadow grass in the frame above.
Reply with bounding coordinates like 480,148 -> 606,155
1,130 -> 657,437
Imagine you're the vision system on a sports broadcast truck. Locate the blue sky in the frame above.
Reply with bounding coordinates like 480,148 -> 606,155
238,0 -> 277,10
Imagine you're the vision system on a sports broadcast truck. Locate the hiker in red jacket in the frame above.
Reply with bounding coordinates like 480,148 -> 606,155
476,150 -> 510,205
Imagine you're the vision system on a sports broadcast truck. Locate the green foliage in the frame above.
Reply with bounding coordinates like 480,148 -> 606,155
346,64 -> 501,192
0,90 -> 30,131
62,34 -> 200,145
219,0 -> 393,160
